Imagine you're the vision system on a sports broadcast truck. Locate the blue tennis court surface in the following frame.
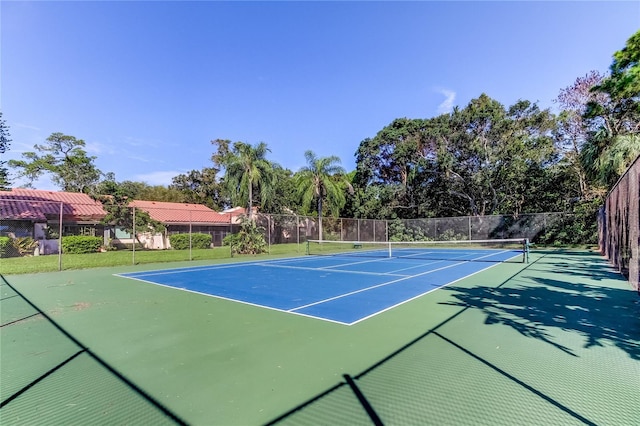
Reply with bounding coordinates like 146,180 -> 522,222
117,249 -> 520,325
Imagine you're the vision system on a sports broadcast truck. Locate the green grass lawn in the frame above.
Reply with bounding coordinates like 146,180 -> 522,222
0,243 -> 307,275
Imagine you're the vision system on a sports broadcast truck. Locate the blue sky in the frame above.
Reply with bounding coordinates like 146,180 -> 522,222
2,1 -> 639,190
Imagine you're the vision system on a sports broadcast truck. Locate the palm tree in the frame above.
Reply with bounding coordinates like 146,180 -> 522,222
580,133 -> 640,189
296,150 -> 352,240
221,141 -> 275,219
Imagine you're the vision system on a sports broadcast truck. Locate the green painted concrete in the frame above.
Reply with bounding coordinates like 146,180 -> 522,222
1,250 -> 638,425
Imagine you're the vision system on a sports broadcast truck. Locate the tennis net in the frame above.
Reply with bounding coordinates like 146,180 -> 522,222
306,239 -> 530,263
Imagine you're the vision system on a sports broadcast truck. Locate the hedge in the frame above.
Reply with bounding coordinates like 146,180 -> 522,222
61,236 -> 103,254
169,233 -> 212,250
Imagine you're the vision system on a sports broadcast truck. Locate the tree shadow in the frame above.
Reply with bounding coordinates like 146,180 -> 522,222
442,276 -> 640,360
527,250 -> 627,282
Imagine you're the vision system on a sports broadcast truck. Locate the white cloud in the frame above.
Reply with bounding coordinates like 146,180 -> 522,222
436,88 -> 456,114
134,170 -> 183,186
5,141 -> 35,154
123,136 -> 157,148
13,122 -> 41,131
85,141 -> 116,155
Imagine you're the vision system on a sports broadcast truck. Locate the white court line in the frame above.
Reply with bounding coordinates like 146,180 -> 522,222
113,255 -> 315,278
289,249 -> 512,313
255,263 -> 408,277
319,256 -> 398,269
117,275 -> 350,326
348,259 -> 509,325
114,249 -> 519,326
315,247 -> 521,274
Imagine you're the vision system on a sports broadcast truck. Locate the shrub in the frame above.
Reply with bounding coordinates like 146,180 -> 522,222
222,216 -> 267,255
61,236 -> 103,254
222,233 -> 240,249
534,200 -> 601,246
0,236 -> 19,258
169,233 -> 212,250
13,237 -> 38,256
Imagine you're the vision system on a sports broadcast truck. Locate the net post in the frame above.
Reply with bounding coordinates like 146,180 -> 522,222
523,238 -> 530,263
388,240 -> 392,258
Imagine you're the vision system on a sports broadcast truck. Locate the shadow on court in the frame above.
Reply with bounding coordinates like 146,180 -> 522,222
0,275 -> 187,425
3,251 -> 638,425
266,251 -> 640,425
443,277 -> 640,360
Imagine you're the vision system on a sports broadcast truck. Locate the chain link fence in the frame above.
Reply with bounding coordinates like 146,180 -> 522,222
256,215 -> 389,244
599,155 -> 640,292
0,200 -> 238,269
257,213 -> 570,246
2,194 -> 584,271
385,213 -> 566,242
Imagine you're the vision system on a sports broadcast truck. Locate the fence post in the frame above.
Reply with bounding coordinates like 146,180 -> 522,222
385,220 -> 388,242
268,214 -> 271,254
58,202 -> 63,271
189,210 -> 193,262
132,207 -> 136,265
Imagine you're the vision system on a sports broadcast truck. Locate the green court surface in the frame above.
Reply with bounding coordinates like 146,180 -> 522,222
1,250 -> 639,425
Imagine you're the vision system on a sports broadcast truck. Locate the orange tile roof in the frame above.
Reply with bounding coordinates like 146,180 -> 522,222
0,189 -> 239,225
0,189 -> 106,221
129,200 -> 232,224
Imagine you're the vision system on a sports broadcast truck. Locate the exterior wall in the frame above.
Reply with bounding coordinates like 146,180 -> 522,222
34,222 -> 57,255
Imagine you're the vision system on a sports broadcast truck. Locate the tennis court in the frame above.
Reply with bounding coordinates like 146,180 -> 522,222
2,248 -> 639,425
116,242 -> 525,325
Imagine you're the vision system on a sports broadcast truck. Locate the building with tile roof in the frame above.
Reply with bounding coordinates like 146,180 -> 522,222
129,200 -> 233,225
1,188 -> 108,255
0,189 -> 246,252
128,200 -> 237,248
0,188 -> 106,222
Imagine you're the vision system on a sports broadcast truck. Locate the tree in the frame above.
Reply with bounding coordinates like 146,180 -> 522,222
420,95 -> 558,217
582,30 -> 640,188
8,132 -> 103,192
353,94 -> 560,219
353,118 -> 439,218
296,150 -> 352,240
102,180 -> 184,203
0,112 -> 11,190
170,167 -> 225,210
211,139 -> 276,219
555,71 -> 606,197
133,184 -> 185,203
93,178 -> 165,247
580,133 -> 640,187
258,165 -> 299,215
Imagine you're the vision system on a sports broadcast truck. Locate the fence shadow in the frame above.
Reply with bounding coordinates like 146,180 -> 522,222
442,276 -> 640,360
0,275 -> 187,425
266,252 -> 640,424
